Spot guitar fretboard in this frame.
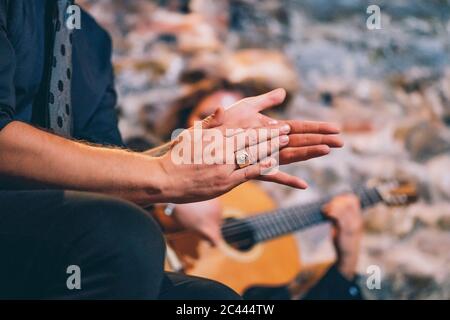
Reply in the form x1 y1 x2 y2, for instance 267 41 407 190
221 186 382 247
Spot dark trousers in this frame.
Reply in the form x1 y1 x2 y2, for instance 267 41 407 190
0 190 240 300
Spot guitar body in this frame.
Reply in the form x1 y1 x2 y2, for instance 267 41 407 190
164 182 302 294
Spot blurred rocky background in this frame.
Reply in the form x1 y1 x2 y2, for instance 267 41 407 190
78 0 450 299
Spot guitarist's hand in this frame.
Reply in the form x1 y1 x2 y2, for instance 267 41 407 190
173 199 223 246
322 194 363 281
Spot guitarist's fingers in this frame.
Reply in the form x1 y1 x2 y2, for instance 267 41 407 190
198 225 222 247
331 227 338 240
287 134 344 148
322 195 362 231
279 145 330 165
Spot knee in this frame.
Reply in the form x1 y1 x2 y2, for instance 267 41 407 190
45 193 167 298
64 193 166 274
199 279 242 300
160 273 241 300
83 195 165 259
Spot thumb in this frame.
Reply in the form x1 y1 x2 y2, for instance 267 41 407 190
331 226 338 240
202 106 225 129
200 225 222 247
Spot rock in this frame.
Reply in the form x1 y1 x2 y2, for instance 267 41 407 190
220 49 300 92
426 155 450 201
403 122 450 162
364 205 396 233
361 229 450 299
364 205 417 237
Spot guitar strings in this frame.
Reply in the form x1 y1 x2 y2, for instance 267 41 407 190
221 205 331 247
221 208 323 246
220 187 381 245
221 201 321 237
221 201 324 243
221 188 373 238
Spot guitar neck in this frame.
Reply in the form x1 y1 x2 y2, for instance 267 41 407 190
222 186 382 246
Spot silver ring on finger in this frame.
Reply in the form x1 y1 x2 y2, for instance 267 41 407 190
235 149 251 169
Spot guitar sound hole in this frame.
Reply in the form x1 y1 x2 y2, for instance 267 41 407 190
221 218 256 252
232 239 254 251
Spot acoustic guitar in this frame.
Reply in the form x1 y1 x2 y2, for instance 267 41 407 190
157 180 418 295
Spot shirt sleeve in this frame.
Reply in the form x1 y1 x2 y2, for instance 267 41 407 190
0 2 16 132
303 264 364 300
76 68 124 147
73 9 124 147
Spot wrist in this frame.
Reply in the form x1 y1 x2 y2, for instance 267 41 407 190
148 156 176 202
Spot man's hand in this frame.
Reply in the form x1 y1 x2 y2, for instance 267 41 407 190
199 89 344 188
158 111 290 202
157 89 344 203
322 194 363 280
172 199 223 246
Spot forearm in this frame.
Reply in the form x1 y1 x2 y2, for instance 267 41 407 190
0 121 170 205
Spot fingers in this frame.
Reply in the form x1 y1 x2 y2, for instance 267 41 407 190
230 157 278 185
283 120 341 135
200 225 222 247
202 106 225 129
230 157 308 189
235 134 290 168
345 194 361 211
231 124 291 150
287 134 344 148
239 88 287 112
257 171 308 189
279 145 331 165
322 194 363 232
323 194 358 215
